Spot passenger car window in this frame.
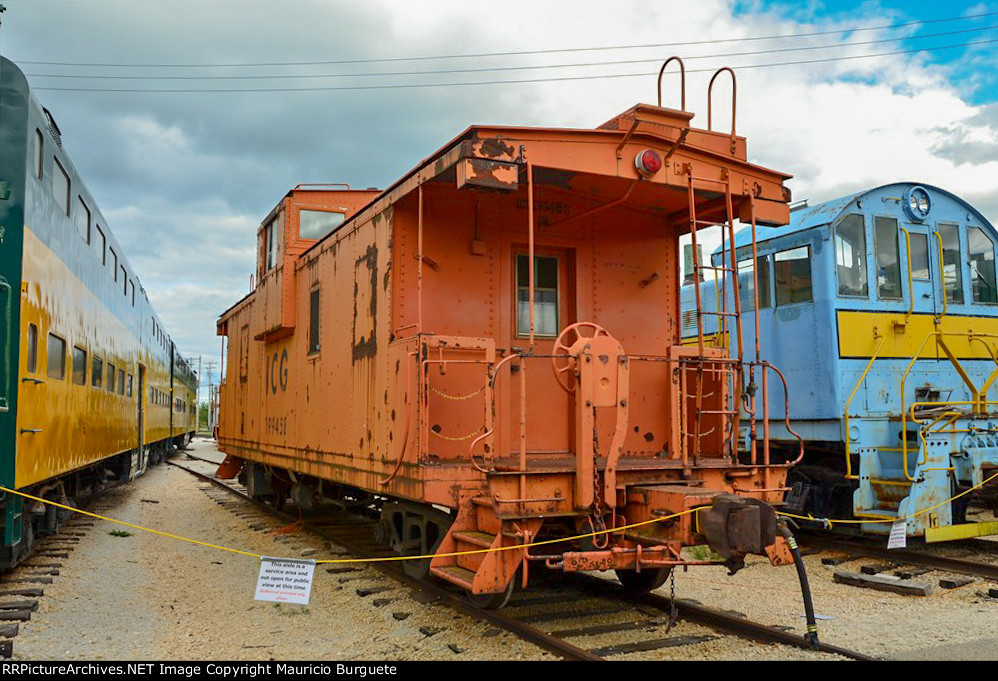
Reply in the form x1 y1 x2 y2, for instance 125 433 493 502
53 160 70 216
969 226 997 304
874 217 902 300
835 214 868 297
775 246 813 306
75 197 90 243
107 363 116 392
92 356 103 388
939 223 964 304
46 334 66 380
34 130 43 179
72 347 86 385
26 324 37 373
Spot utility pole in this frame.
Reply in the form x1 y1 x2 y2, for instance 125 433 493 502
196 355 203 432
204 360 217 434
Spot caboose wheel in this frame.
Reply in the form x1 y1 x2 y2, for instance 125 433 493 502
615 567 671 592
466 575 515 610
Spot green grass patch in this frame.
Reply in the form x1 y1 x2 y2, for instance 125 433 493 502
108 530 133 538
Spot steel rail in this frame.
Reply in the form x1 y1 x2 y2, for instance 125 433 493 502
562 573 875 661
802 533 998 581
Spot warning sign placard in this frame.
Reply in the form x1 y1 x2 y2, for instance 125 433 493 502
254 557 316 605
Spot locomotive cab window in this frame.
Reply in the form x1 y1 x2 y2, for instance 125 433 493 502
774 246 813 306
874 217 902 300
53 159 70 216
46 334 66 380
92 356 103 388
909 232 930 279
737 255 771 310
939 223 964 304
516 253 559 338
26 324 37 373
72 347 86 386
969 226 997 304
299 210 345 240
834 214 868 297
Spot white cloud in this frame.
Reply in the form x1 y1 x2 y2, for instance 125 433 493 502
5 0 998 385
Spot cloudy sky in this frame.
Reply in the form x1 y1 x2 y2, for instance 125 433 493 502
2 0 997 392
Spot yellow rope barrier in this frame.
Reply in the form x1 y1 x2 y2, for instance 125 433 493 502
0 483 697 564
3 470 996 564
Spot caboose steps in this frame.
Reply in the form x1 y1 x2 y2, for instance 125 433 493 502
430 565 476 591
452 531 496 549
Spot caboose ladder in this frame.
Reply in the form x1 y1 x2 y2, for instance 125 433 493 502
683 175 742 460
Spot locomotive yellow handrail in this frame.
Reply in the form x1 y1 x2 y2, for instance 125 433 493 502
899 331 998 480
900 227 914 320
934 231 948 320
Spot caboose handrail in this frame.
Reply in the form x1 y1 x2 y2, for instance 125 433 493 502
656 56 686 111
379 350 418 486
707 67 737 152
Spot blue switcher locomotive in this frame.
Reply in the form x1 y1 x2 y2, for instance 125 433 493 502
681 182 998 542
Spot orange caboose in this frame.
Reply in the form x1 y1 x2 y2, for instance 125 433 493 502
217 65 800 602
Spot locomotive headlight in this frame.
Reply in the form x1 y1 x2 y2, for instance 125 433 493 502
902 185 932 222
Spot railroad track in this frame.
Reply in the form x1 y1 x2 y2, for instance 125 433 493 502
801 533 998 582
169 458 872 661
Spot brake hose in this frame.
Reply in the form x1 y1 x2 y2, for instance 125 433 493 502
778 521 819 649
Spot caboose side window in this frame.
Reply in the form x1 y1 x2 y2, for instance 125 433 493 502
46 334 66 380
265 218 278 271
299 210 345 240
834 214 868 297
774 246 812 306
309 287 321 354
737 256 771 310
939 223 964 304
26 324 37 373
75 197 90 243
874 217 902 300
53 159 70 217
969 226 997 304
516 254 559 338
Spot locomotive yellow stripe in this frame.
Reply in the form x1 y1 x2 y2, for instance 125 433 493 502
837 310 998 360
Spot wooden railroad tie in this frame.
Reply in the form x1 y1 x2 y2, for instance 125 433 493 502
833 570 934 596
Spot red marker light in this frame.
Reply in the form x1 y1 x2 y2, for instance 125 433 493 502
635 149 663 176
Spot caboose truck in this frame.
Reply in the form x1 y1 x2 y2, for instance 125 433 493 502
683 183 998 542
216 61 805 602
